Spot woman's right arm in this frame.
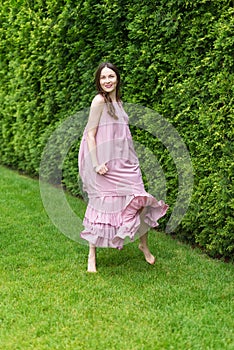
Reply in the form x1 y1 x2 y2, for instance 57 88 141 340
86 95 108 175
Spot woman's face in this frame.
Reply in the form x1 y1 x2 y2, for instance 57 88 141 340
99 67 118 94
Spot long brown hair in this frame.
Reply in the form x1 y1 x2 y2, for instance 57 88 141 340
95 62 121 119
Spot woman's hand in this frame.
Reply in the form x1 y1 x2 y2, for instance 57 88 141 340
95 163 108 175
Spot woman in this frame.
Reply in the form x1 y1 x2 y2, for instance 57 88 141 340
78 62 168 272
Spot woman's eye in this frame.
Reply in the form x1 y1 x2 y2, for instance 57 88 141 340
100 75 115 80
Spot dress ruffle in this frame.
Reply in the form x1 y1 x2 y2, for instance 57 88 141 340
80 194 168 248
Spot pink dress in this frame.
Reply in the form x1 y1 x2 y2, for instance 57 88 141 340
78 101 168 248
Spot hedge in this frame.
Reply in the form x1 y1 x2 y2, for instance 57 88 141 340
0 0 233 259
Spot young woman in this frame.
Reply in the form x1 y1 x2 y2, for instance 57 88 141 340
78 62 168 272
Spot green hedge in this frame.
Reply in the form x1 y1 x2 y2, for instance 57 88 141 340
0 0 233 259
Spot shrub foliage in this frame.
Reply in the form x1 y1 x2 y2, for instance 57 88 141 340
0 0 233 258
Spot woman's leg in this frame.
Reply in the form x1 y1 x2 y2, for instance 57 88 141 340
138 209 155 265
87 244 97 272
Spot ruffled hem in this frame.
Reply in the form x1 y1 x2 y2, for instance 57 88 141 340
80 194 168 248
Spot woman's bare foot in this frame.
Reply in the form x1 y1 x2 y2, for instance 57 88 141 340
87 254 97 272
138 244 156 265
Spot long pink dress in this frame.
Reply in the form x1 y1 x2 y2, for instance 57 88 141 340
78 101 168 249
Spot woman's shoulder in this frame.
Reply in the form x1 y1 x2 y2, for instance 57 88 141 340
91 94 105 106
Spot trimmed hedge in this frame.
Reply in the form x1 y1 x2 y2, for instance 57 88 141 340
0 0 233 259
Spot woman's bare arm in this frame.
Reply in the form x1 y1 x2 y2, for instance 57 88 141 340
86 95 108 174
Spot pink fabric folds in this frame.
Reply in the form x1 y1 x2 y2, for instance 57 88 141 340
78 101 169 248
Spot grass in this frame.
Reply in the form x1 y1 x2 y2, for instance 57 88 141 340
0 165 233 350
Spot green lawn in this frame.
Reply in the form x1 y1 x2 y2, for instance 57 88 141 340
0 165 233 350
